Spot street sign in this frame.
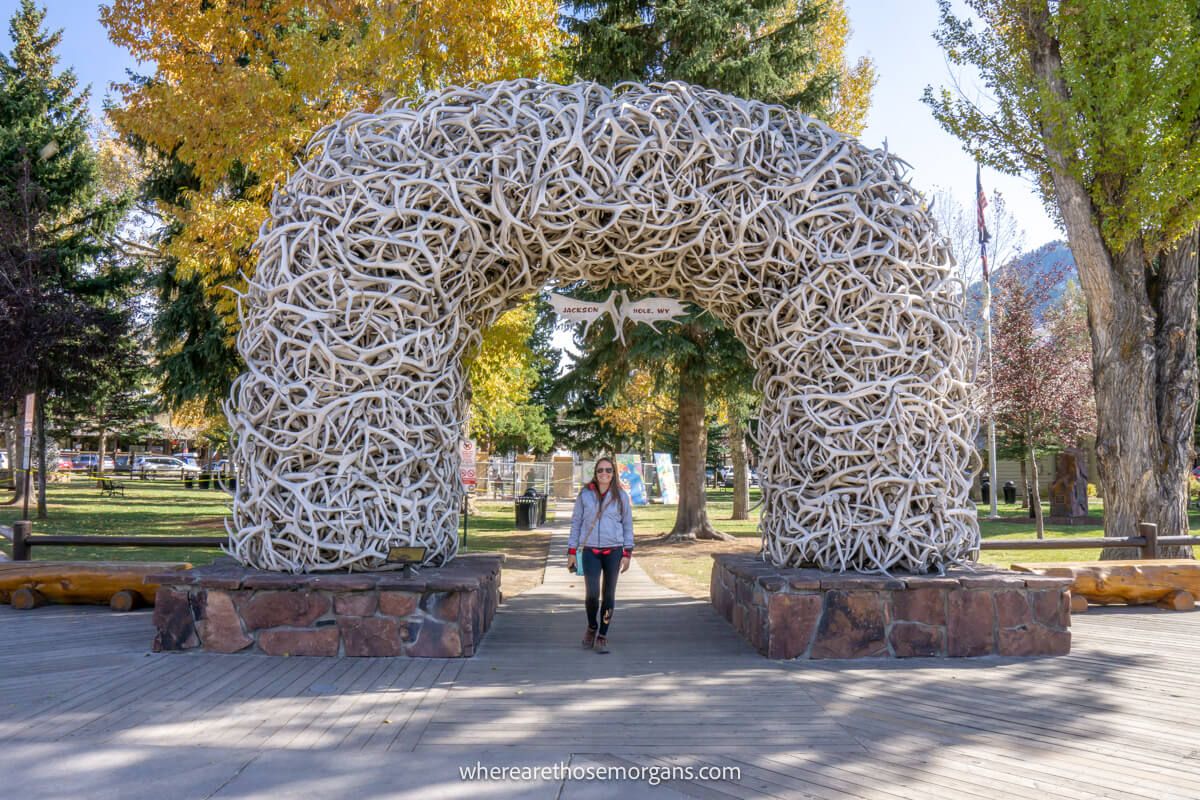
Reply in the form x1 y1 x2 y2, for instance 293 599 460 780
460 439 477 491
20 393 33 471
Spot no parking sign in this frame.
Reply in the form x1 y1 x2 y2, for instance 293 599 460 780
460 439 477 491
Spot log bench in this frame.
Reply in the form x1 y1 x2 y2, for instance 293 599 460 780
0 562 191 611
1012 560 1200 612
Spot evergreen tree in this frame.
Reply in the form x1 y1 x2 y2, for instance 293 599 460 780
0 0 130 514
153 258 243 415
566 0 834 108
558 0 853 539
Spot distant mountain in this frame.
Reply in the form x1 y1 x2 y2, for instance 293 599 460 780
964 240 1077 329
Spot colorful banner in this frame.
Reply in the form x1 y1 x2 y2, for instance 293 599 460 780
654 452 678 504
616 453 648 506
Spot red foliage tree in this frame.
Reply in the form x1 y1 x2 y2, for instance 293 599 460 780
988 266 1096 538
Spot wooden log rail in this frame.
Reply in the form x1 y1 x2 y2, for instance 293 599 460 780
977 523 1199 559
0 562 193 609
9 521 225 561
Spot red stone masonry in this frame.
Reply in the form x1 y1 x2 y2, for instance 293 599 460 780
148 554 503 658
711 554 1072 659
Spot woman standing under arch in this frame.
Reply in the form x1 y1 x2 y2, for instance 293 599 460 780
566 457 634 653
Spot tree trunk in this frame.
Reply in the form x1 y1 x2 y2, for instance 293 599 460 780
730 412 749 520
1087 235 1198 559
667 350 730 541
2 414 13 490
1019 458 1028 508
35 390 47 520
96 431 108 487
1148 228 1199 558
1024 13 1199 560
3 403 26 505
1029 441 1044 539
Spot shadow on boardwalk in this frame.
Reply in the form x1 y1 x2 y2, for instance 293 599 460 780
0 511 1196 799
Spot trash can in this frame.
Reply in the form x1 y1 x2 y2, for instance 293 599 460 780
1003 481 1016 504
980 478 990 504
515 495 538 530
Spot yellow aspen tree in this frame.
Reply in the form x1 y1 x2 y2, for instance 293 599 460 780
465 304 544 450
810 0 875 136
594 369 675 459
101 0 565 329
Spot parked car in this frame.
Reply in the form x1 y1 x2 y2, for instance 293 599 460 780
133 455 202 480
173 452 201 467
55 456 74 472
720 467 734 488
73 454 115 473
0 451 8 470
206 458 233 474
205 459 237 489
748 469 760 487
114 455 133 474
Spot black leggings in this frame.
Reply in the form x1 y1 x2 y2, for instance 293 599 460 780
582 547 624 636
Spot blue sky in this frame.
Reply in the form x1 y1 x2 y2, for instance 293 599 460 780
843 0 1060 247
3 0 1062 250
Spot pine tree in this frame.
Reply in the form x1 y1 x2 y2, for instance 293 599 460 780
566 0 834 107
0 0 130 514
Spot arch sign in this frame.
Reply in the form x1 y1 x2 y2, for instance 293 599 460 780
226 80 980 575
547 290 689 343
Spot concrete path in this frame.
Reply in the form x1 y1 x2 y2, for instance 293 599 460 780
2 506 1199 798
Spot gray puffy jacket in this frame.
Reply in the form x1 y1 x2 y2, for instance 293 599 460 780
567 484 634 554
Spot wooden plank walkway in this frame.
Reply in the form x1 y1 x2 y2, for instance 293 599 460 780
1 506 1198 798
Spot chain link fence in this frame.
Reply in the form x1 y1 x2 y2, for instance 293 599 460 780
476 458 682 503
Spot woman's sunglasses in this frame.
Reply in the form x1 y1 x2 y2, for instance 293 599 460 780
596 467 613 473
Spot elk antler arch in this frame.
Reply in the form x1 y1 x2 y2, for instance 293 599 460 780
226 80 980 574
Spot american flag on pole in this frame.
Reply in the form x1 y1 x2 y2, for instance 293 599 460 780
976 164 991 281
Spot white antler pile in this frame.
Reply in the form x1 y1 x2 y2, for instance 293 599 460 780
227 79 980 573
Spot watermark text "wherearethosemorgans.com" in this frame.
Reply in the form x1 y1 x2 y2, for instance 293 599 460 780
459 761 740 787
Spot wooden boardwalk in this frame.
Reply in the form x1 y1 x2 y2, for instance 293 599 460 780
2 511 1199 799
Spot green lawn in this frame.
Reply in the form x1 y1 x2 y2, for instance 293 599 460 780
0 476 233 564
0 481 547 564
974 499 1200 566
629 488 763 538
460 498 556 554
629 490 1200 573
3 481 1194 569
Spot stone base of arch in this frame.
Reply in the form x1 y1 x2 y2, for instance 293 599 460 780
147 555 502 657
711 555 1073 659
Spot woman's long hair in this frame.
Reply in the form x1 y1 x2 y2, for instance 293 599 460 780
588 456 624 521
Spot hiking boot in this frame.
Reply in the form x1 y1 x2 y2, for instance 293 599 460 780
593 635 610 654
582 627 597 648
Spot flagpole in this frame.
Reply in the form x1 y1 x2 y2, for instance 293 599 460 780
975 164 1000 520
983 262 999 519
